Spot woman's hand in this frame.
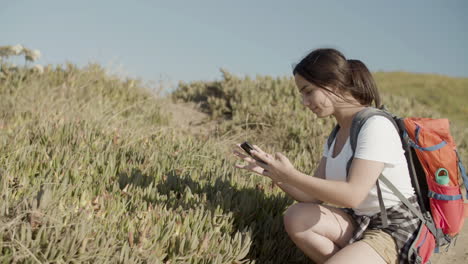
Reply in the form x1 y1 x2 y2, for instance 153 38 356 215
233 144 297 183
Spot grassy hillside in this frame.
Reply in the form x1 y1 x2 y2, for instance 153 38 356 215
0 64 466 263
374 71 468 127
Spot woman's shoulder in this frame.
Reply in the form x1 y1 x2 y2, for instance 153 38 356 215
355 114 406 164
359 115 399 137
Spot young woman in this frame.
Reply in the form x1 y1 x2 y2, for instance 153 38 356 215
233 48 420 264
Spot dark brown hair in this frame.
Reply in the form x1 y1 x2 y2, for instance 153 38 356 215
292 48 381 108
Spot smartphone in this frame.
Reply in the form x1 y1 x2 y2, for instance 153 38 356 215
240 141 267 164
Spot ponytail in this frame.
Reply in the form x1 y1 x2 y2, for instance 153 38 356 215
347 59 382 108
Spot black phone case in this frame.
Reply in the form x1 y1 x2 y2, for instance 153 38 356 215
240 141 267 164
240 142 254 155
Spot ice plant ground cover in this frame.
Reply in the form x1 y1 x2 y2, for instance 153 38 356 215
0 63 467 263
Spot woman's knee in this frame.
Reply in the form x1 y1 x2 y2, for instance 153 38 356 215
283 202 321 235
283 203 356 247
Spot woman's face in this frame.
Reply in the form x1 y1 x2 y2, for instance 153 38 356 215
294 74 335 118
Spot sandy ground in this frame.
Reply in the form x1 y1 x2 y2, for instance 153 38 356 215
161 99 214 135
164 100 468 263
431 217 468 263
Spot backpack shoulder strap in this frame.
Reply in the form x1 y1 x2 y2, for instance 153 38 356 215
348 107 400 228
327 125 340 151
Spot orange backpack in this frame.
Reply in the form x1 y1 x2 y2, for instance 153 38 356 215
400 115 468 263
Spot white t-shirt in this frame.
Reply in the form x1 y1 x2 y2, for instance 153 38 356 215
323 115 415 216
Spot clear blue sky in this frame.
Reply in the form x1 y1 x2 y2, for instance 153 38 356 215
2 0 467 86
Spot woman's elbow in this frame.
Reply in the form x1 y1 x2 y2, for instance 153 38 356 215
340 184 369 208
342 195 366 208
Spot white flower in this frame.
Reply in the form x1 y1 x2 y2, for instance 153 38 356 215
10 44 23 55
33 64 44 74
31 49 41 60
25 49 41 62
31 50 41 61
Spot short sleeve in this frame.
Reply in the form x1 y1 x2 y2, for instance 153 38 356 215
354 116 406 165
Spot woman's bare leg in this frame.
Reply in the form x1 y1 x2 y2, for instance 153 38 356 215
283 203 356 263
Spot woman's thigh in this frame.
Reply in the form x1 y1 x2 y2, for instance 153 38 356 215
283 203 356 248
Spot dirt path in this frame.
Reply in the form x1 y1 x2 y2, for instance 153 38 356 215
159 98 215 136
